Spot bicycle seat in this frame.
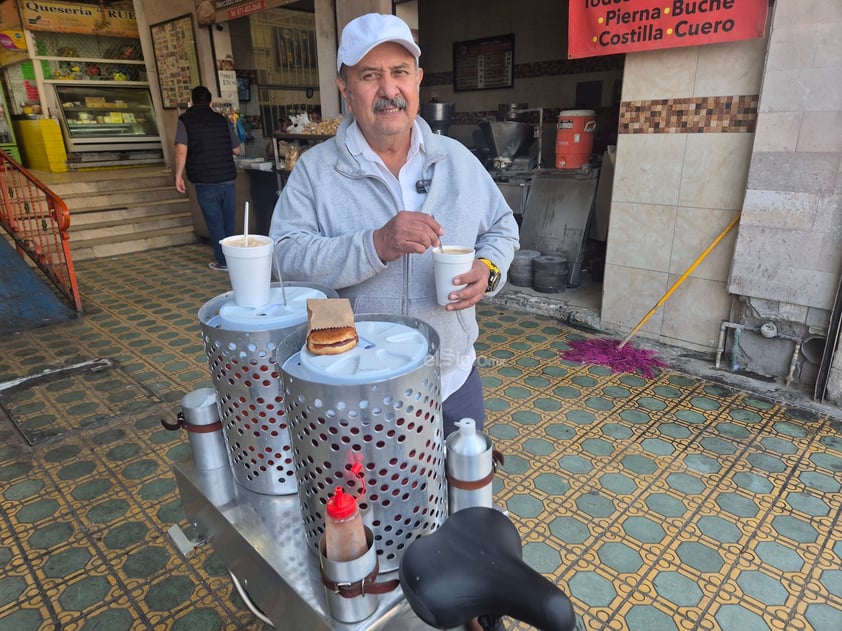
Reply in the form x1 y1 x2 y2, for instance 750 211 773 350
399 507 576 630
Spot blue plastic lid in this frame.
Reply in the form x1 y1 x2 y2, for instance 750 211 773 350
218 285 326 331
293 320 428 385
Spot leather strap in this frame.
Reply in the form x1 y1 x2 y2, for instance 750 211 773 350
182 420 223 434
160 412 223 434
446 450 505 490
320 558 400 598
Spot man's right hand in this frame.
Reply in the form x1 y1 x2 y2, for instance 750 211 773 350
373 211 443 262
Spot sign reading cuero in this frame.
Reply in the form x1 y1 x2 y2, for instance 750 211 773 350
568 0 768 59
21 1 138 38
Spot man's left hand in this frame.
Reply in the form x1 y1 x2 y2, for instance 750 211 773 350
445 259 490 311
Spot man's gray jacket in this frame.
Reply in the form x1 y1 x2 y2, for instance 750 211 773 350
269 116 520 398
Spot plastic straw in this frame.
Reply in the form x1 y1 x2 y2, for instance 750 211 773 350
243 202 250 245
272 245 287 306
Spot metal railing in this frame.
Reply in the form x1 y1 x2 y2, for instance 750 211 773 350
0 149 83 313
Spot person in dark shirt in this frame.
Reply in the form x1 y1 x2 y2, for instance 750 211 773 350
174 86 241 271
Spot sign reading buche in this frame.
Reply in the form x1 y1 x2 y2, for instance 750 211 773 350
568 0 768 59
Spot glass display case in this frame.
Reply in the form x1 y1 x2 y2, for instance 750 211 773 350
53 84 161 152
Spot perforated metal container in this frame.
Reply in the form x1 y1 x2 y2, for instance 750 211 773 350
278 314 447 572
198 282 337 495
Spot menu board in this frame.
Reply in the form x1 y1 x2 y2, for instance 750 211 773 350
453 34 514 92
150 15 200 109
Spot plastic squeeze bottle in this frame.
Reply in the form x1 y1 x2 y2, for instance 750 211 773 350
449 418 487 456
324 486 368 562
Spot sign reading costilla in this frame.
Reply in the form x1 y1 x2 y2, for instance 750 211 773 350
568 0 769 59
21 1 138 38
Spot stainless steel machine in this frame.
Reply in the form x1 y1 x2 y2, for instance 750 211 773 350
422 101 456 136
171 458 439 629
480 104 600 291
169 286 448 630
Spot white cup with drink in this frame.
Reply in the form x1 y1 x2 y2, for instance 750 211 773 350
433 246 475 306
220 234 273 308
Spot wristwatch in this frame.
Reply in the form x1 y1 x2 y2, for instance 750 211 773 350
478 258 501 293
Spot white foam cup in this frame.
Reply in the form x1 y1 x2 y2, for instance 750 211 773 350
220 234 274 308
433 246 475 306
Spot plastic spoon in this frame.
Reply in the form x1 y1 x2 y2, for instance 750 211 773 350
243 201 249 245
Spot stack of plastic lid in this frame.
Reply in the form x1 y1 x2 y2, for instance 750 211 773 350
532 255 569 294
215 285 327 331
290 320 428 385
509 249 541 287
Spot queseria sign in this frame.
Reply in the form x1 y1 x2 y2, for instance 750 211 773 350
568 0 769 59
21 1 138 38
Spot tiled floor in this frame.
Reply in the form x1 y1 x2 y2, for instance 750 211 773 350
1 243 841 631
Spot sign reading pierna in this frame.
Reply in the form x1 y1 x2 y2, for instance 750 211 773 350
568 0 768 59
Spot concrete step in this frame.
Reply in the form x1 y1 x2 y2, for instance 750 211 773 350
69 225 200 261
60 186 185 212
46 170 174 197
21 166 202 262
69 209 193 242
69 197 192 227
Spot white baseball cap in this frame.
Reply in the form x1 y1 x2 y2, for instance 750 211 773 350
336 13 421 73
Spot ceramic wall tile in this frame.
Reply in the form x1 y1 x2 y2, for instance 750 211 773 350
670 208 739 282
741 189 819 231
601 264 669 335
760 68 841 113
815 22 842 68
605 201 675 272
660 276 731 349
764 24 819 72
773 0 841 29
747 152 841 194
729 225 839 310
613 134 687 206
679 134 754 210
621 47 698 102
813 194 842 233
695 38 766 97
753 112 802 152
797 111 842 153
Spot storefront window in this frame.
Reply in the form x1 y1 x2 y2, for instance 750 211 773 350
247 9 320 135
33 31 146 82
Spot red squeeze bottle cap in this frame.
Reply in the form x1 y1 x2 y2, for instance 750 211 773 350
326 486 357 520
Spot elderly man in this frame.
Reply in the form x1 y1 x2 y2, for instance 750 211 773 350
269 13 519 441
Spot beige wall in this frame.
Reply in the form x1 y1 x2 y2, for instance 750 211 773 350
134 0 202 168
420 0 621 113
726 0 842 400
731 0 842 316
601 34 768 352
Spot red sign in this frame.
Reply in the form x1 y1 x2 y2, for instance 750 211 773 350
227 0 266 19
568 0 768 59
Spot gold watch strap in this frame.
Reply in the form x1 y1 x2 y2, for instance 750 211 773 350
478 258 500 292
478 257 499 273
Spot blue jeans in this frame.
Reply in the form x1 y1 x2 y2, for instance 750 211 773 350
194 181 236 265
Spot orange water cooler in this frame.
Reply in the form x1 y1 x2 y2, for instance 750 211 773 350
555 109 596 170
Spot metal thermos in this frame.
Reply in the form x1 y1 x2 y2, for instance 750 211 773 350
179 388 230 471
445 418 495 513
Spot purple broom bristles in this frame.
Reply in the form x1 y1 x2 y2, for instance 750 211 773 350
561 338 668 379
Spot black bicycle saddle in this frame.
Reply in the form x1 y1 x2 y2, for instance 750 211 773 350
399 507 576 630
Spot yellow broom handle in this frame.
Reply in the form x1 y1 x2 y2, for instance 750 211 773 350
618 213 741 349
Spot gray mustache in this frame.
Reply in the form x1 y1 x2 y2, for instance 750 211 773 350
373 97 408 112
